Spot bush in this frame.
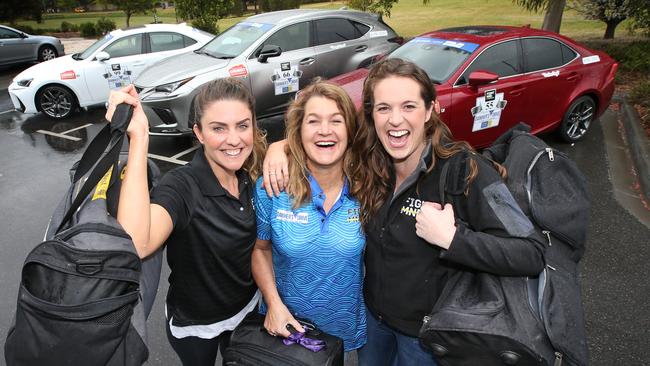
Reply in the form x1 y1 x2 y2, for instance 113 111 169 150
79 22 97 37
95 17 116 35
192 17 219 35
629 80 650 108
60 21 78 32
583 40 650 73
260 0 300 12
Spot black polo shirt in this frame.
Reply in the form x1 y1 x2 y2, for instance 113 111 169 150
151 147 257 326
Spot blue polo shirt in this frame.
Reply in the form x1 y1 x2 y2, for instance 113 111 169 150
254 175 367 351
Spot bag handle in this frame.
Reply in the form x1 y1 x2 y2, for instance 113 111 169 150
56 104 133 233
438 158 452 206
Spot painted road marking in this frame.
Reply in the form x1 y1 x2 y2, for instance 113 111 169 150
171 145 199 159
147 153 188 165
61 123 93 134
36 129 82 141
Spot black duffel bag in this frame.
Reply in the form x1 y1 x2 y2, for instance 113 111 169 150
223 313 344 366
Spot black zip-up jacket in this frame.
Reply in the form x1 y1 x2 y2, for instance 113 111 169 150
364 144 545 337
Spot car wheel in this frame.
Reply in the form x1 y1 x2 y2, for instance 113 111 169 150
559 96 596 142
37 85 77 119
38 45 58 62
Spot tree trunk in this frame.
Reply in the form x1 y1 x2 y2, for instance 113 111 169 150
126 11 131 27
604 20 621 39
541 0 566 33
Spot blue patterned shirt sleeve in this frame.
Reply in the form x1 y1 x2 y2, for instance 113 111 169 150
254 177 273 240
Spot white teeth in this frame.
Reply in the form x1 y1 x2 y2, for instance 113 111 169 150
224 149 241 156
389 130 409 137
315 142 335 147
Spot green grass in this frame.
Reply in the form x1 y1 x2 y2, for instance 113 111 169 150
12 0 633 40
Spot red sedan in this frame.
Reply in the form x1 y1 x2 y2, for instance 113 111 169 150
332 25 618 148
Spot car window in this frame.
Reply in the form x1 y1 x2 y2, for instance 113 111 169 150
522 37 569 72
314 18 360 45
150 32 191 52
261 22 310 53
561 43 577 64
352 21 370 36
103 34 144 58
0 27 20 39
458 40 521 85
389 37 479 84
203 21 273 58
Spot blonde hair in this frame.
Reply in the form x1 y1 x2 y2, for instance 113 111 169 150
193 78 267 180
284 80 359 208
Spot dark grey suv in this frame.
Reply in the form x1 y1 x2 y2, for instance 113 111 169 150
134 9 402 135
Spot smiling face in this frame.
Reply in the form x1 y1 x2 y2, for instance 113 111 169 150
300 95 348 172
193 99 254 177
372 75 433 166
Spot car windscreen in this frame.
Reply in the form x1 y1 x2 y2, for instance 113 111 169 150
77 33 114 60
199 21 274 58
389 37 479 83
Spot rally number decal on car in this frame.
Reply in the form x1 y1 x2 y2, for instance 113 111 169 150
271 63 302 95
103 64 132 89
471 89 507 132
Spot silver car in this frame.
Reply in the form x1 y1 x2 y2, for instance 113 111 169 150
134 9 402 135
0 25 64 67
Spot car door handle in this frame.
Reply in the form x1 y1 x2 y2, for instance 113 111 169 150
299 58 315 66
510 87 525 97
566 72 580 82
355 45 368 52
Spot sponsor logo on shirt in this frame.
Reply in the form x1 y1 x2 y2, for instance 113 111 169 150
347 208 360 223
400 197 422 217
276 209 309 224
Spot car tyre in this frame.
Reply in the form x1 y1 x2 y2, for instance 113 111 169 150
38 45 58 62
559 96 596 142
37 85 77 119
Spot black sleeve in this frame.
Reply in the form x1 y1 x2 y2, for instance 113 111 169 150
150 168 194 231
439 154 546 276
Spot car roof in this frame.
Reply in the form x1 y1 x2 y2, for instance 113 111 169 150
245 9 379 26
421 25 554 46
110 23 199 36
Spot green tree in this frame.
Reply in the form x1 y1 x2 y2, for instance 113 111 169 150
347 0 429 17
112 0 154 27
0 0 42 24
514 0 567 33
176 0 233 34
572 0 634 38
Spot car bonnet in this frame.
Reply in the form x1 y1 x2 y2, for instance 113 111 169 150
134 51 230 87
12 55 77 82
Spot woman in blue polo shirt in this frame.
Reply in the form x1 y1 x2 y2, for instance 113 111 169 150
251 80 366 355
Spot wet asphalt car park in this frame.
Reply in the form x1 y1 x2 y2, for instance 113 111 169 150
1 63 649 365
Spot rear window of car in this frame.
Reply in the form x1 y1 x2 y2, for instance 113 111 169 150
315 18 366 45
149 32 196 52
389 37 479 84
202 21 274 58
523 37 576 73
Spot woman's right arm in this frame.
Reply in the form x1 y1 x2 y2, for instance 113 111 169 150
106 86 173 259
252 239 304 337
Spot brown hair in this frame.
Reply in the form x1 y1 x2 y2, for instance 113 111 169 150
284 79 359 208
351 58 503 228
193 77 266 180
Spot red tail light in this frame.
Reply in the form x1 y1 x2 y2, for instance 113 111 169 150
607 62 619 81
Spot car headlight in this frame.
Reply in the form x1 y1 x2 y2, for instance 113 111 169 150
17 78 33 87
154 77 194 94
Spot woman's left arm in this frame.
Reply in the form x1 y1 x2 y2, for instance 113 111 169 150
417 155 545 276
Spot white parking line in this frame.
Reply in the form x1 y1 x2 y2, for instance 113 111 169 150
171 145 199 159
147 153 189 165
0 110 14 115
61 123 93 134
36 130 82 141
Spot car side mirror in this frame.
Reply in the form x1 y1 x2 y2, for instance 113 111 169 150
20 32 28 38
257 44 282 63
95 51 110 61
468 70 499 87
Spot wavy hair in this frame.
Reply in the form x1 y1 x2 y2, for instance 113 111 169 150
193 77 267 180
351 58 504 228
284 79 359 208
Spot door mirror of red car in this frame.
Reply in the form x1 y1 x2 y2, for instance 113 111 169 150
468 70 499 87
